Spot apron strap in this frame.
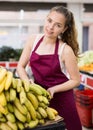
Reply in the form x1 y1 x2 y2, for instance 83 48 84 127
33 36 44 52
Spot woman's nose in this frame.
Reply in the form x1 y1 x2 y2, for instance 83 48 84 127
49 23 54 30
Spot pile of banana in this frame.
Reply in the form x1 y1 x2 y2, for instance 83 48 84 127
0 67 58 130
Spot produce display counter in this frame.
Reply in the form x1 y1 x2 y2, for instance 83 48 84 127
25 120 65 130
80 71 93 90
24 116 65 130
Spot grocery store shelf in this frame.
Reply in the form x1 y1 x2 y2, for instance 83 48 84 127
80 72 93 90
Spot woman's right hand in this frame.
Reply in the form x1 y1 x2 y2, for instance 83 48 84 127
29 79 34 84
47 87 55 99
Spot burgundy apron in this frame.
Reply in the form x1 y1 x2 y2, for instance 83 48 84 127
30 36 82 130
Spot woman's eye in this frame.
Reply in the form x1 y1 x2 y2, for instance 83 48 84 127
57 24 61 28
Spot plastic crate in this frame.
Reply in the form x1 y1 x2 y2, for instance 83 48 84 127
74 90 93 106
24 121 66 130
74 90 93 128
76 102 93 128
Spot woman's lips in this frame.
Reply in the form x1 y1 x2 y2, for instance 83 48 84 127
46 29 53 35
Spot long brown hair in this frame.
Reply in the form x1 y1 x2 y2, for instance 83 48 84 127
50 6 79 57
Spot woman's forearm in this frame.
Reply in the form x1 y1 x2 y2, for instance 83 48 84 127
53 79 80 93
47 79 80 98
17 66 29 81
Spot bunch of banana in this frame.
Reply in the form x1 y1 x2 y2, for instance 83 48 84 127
0 67 59 130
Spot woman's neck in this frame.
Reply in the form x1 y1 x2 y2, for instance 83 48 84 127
43 36 57 44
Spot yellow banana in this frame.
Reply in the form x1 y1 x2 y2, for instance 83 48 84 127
36 111 42 119
19 86 27 104
27 119 38 129
42 96 49 105
14 106 26 123
14 97 28 115
46 107 56 120
29 84 43 95
38 107 47 118
37 95 43 102
9 88 16 101
34 83 51 99
0 67 7 83
22 79 30 92
0 76 6 93
4 91 10 102
37 95 49 105
0 112 3 117
0 104 8 115
38 119 45 125
39 102 47 109
27 92 39 110
0 92 7 106
49 107 58 116
16 78 22 93
7 103 14 113
25 98 36 120
26 111 32 123
7 121 18 130
12 78 18 89
6 113 16 123
17 121 25 130
0 115 7 122
5 71 13 90
0 123 12 130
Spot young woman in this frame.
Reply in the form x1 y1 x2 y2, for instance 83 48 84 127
17 6 82 130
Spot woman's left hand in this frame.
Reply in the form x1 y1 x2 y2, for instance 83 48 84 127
47 87 55 99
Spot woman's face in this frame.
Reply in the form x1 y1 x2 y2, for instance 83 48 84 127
44 11 66 39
